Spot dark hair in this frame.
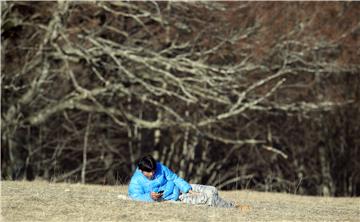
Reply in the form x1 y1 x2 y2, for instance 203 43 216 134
137 155 157 172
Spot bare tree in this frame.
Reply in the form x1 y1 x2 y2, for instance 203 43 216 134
1 1 359 195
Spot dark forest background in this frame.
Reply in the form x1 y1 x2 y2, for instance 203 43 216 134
1 1 359 196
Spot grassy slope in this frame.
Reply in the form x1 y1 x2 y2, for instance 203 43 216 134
1 181 359 221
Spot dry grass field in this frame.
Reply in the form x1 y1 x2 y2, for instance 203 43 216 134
1 181 359 221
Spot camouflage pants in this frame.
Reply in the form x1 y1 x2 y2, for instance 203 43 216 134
179 184 235 208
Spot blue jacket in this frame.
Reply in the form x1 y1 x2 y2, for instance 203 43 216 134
128 162 192 202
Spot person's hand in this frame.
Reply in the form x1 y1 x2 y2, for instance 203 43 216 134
150 192 163 200
188 189 199 195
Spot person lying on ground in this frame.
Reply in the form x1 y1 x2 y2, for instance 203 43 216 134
128 155 243 208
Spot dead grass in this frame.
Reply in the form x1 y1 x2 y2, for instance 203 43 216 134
1 180 359 221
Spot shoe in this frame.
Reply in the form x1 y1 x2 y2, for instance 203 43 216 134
235 204 251 212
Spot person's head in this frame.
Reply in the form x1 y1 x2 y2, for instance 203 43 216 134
137 155 157 180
